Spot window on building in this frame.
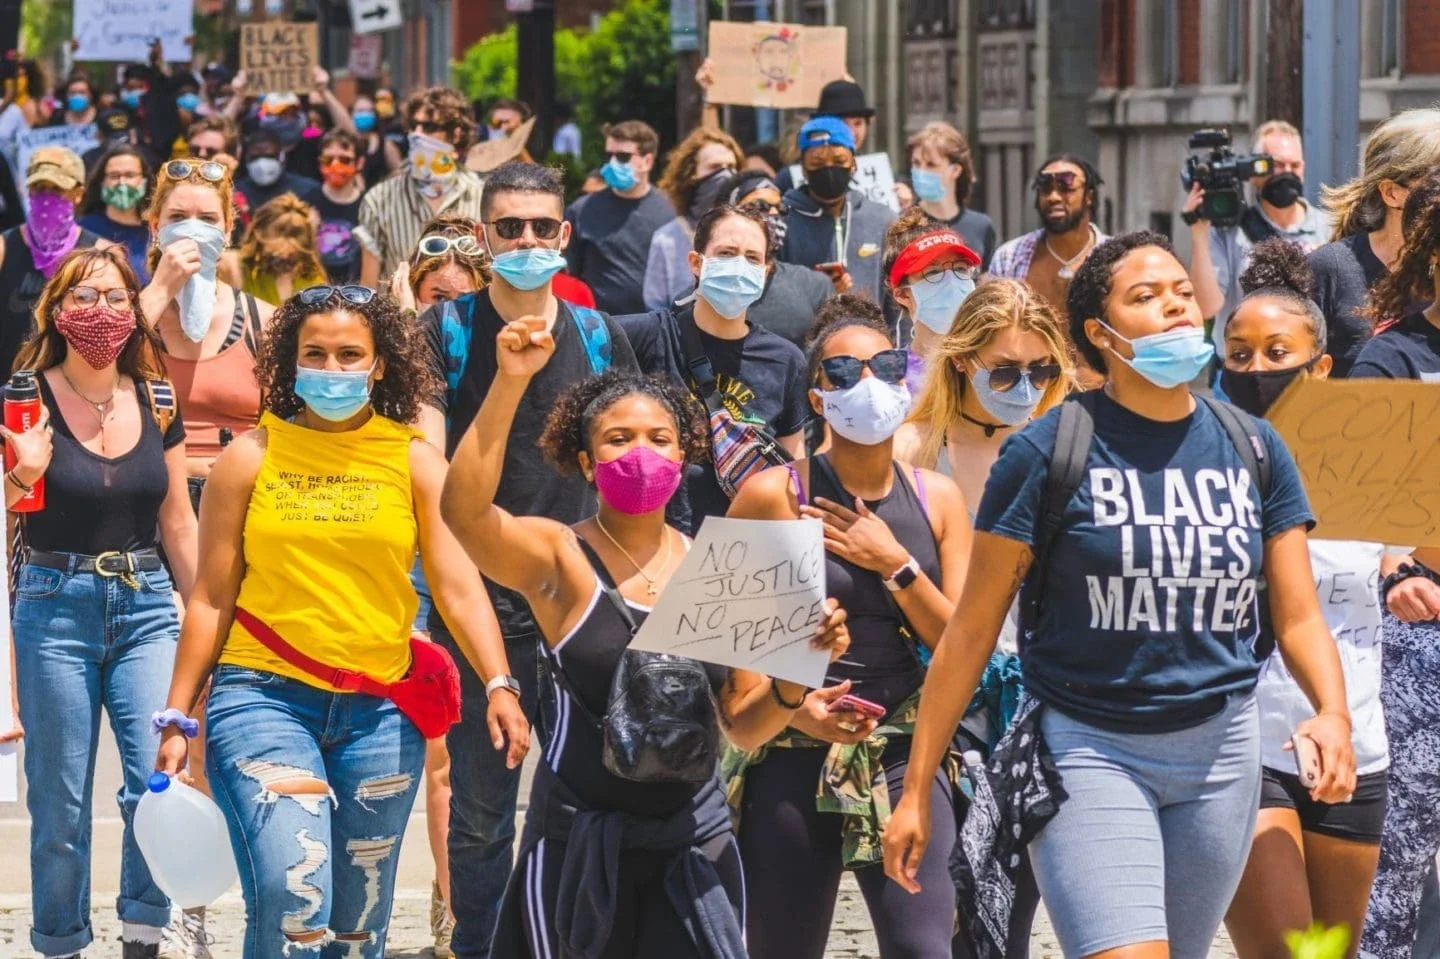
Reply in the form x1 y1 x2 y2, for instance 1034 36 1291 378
1156 0 1178 86
980 0 1035 30
1222 0 1245 83
907 0 954 36
796 0 829 25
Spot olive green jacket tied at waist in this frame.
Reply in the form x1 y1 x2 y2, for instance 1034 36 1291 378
722 690 957 868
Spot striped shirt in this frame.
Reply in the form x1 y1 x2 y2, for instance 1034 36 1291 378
355 170 485 279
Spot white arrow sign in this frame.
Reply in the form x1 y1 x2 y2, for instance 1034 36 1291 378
350 0 402 34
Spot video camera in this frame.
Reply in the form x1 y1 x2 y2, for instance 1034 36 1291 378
1180 129 1273 228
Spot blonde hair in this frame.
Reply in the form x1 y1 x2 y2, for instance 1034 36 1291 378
1252 119 1302 150
657 126 743 212
239 194 324 282
409 213 488 299
1321 108 1440 241
905 278 1075 468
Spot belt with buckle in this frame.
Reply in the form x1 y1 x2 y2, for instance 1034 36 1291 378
28 549 164 576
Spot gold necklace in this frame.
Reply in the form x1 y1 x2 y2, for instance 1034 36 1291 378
60 368 119 425
594 515 673 596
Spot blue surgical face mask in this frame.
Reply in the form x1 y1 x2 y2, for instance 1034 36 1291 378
1099 321 1214 389
353 111 377 132
66 94 91 113
176 92 202 112
294 363 374 422
488 247 568 291
697 255 766 319
601 157 637 192
120 89 143 110
909 273 975 334
911 168 947 203
970 366 1042 426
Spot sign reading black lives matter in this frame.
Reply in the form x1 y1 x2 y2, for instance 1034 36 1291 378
629 518 830 688
1267 378 1440 546
240 21 319 95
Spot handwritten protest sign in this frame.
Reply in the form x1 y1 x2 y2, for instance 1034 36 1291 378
1267 378 1440 545
630 517 830 688
240 22 319 95
789 153 901 213
706 21 848 109
74 0 195 63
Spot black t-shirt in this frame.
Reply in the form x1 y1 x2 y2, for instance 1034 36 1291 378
1348 311 1440 380
420 289 639 638
0 227 103 378
564 187 677 316
1308 232 1386 378
234 171 321 212
311 191 363 284
616 304 809 533
748 260 833 347
938 207 999 271
26 375 186 554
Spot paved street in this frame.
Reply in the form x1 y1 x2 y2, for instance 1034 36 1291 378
0 725 1245 958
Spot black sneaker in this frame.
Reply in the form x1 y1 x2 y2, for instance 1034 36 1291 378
122 942 159 959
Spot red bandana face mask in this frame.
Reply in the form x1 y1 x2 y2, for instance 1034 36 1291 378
54 304 137 369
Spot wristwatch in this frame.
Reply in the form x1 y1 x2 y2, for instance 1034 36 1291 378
485 675 522 700
883 556 920 592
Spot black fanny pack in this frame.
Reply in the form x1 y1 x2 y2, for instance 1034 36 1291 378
552 539 720 784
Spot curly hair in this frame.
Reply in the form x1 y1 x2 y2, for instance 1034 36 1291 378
1363 169 1440 326
1233 238 1328 352
657 126 743 212
540 369 710 476
404 86 477 154
803 294 889 384
882 206 949 292
256 291 438 423
1066 230 1175 372
239 193 325 281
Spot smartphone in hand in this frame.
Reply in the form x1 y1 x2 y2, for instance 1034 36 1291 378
828 693 886 721
1292 732 1321 788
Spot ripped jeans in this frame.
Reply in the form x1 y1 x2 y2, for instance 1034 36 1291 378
206 664 425 959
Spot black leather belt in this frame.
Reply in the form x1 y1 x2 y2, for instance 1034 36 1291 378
28 549 164 576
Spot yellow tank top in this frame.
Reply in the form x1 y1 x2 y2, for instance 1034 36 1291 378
220 411 420 689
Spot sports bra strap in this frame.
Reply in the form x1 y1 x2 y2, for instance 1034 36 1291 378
785 463 806 507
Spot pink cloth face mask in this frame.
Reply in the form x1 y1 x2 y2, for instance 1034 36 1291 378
593 445 684 515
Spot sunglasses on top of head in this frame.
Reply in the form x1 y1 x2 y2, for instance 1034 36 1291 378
297 285 376 308
163 159 227 183
417 234 484 258
976 360 1063 392
486 217 563 241
820 349 908 390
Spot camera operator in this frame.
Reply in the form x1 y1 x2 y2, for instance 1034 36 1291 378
1186 120 1331 344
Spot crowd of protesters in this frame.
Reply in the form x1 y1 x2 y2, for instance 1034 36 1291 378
0 36 1438 959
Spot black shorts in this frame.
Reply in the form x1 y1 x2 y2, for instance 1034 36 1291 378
1260 765 1388 843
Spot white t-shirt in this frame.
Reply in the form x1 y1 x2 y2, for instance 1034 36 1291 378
1256 539 1388 775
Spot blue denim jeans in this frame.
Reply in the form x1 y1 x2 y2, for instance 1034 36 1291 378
435 624 544 959
205 664 425 959
409 556 433 634
13 561 179 957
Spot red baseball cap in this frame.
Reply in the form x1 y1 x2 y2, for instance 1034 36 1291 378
888 230 981 288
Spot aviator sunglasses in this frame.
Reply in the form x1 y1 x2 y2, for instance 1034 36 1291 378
976 360 1063 392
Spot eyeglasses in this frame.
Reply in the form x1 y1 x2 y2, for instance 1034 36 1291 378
161 159 227 183
417 234 483 258
297 285 376 308
487 217 563 241
187 144 221 159
819 349 909 389
1032 171 1083 196
606 151 634 165
977 360 1063 393
915 264 977 285
69 286 135 309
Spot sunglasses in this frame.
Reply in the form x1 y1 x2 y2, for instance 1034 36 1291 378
320 155 357 168
297 285 376 308
487 216 563 241
606 151 634 165
820 349 909 390
187 144 221 159
977 361 1063 393
70 286 135 309
1032 171 1083 196
417 234 483 258
741 199 783 218
414 121 450 136
162 159 227 183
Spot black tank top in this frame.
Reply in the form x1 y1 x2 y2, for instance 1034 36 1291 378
805 455 942 713
0 226 102 376
543 536 727 818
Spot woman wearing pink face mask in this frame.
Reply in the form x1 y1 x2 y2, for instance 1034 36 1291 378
442 332 853 958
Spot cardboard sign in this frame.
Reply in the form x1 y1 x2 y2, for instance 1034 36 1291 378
73 0 195 63
629 518 831 688
706 21 848 109
240 21 319 95
1267 378 1440 545
789 152 901 213
347 32 383 80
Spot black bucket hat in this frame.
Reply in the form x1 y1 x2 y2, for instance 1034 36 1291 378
815 79 875 119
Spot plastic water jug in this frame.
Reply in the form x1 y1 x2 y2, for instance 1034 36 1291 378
134 773 238 908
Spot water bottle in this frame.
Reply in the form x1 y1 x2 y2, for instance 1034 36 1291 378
4 370 43 512
134 773 238 908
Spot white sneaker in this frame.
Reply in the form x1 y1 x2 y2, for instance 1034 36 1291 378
158 907 214 959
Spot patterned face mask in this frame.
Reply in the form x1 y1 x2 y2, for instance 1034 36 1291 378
408 133 458 199
54 303 136 369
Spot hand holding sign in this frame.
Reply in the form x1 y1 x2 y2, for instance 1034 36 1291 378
630 517 833 688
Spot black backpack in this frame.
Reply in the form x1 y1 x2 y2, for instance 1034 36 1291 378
1020 391 1273 637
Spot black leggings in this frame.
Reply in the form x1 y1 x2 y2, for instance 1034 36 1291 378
738 744 962 959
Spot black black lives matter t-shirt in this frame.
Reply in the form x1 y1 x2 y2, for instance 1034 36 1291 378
420 289 639 639
615 303 809 533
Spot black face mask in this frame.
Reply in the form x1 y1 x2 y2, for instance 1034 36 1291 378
1219 361 1314 417
688 168 732 223
807 164 852 202
1260 172 1304 209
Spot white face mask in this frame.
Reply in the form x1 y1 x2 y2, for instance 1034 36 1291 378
817 376 912 446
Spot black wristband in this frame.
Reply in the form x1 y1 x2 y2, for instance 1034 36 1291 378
1381 561 1440 603
1180 209 1202 226
770 679 808 710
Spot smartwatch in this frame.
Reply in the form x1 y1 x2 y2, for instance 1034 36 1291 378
485 675 522 699
883 556 920 592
